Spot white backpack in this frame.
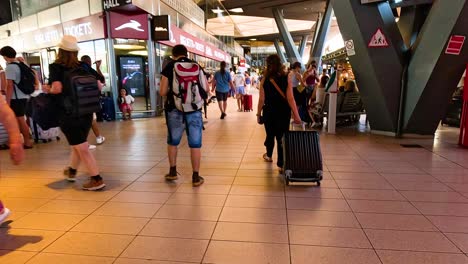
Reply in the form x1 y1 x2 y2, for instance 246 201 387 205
172 61 207 112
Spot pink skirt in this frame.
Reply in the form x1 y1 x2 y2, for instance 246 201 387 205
119 103 132 112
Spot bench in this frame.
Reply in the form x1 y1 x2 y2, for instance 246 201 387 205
319 92 366 123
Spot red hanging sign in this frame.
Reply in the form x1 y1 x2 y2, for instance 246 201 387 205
446 35 465 56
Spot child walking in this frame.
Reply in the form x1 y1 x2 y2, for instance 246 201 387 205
118 88 134 120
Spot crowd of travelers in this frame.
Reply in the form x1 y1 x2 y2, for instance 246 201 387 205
0 37 350 224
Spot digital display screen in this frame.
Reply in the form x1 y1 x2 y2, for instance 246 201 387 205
119 56 145 96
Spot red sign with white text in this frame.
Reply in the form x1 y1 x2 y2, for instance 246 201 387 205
446 35 465 55
110 12 148 40
160 25 230 62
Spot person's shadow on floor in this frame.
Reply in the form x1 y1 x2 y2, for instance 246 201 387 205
0 223 43 254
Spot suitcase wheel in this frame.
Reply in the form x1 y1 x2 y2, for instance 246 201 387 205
56 136 61 141
34 139 38 143
316 181 321 186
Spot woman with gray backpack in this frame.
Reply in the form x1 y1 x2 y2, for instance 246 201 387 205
43 35 105 191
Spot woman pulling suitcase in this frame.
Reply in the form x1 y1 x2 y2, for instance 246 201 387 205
256 54 301 173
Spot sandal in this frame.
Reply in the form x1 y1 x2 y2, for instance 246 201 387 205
263 153 273 162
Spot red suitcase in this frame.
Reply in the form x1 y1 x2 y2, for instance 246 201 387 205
243 94 253 112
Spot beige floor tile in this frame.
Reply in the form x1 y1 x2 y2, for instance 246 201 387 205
390 181 452 192
229 185 285 196
335 179 394 190
428 216 468 233
233 177 284 186
140 219 216 239
9 213 86 231
26 253 115 264
176 184 231 195
341 189 406 201
288 210 360 228
198 176 235 185
285 187 344 199
122 236 208 262
110 191 171 203
225 195 285 209
401 191 468 203
0 198 50 212
44 232 134 257
203 240 290 264
125 182 179 193
446 233 468 253
0 250 36 264
115 259 193 264
212 222 288 243
93 202 162 218
291 245 381 264
220 207 287 224
289 225 372 248
377 250 468 264
286 197 351 211
355 213 437 231
154 204 222 221
34 200 104 215
166 193 227 207
413 202 468 216
0 228 64 252
55 190 119 201
347 200 420 214
71 215 149 235
365 229 460 253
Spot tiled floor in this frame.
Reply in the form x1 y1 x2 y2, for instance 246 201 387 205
2 92 468 263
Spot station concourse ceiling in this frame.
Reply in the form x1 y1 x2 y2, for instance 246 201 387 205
197 0 334 46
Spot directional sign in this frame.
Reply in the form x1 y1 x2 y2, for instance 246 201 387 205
345 39 356 56
368 28 389 48
445 35 465 55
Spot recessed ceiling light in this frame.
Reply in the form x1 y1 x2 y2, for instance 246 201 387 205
229 8 243 13
332 16 337 20
212 7 224 14
250 38 257 41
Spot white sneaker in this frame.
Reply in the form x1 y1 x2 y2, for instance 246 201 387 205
96 136 106 145
89 144 97 150
0 208 10 223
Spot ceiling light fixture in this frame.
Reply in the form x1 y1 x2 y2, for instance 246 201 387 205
212 7 224 14
249 38 257 41
229 8 243 13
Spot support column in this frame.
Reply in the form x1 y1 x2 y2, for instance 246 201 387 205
298 35 308 58
147 15 157 116
331 0 405 133
274 38 287 64
272 8 301 63
310 0 333 64
403 0 468 134
104 11 119 117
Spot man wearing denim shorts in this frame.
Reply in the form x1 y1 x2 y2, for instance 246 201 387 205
159 45 208 187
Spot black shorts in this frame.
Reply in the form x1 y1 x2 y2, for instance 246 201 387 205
216 91 228 102
10 99 28 117
60 114 93 146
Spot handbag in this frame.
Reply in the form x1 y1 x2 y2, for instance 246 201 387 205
296 83 305 93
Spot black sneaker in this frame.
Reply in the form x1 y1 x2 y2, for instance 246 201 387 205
192 175 205 187
220 113 225 119
165 172 179 181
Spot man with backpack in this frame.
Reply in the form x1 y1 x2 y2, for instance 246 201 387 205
159 44 208 187
0 46 34 149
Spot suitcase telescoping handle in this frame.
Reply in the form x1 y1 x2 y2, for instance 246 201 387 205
290 121 306 131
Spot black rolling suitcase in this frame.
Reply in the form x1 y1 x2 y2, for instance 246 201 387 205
282 125 323 186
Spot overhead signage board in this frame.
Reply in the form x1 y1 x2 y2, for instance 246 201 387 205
368 28 389 48
62 13 105 42
23 24 63 51
110 12 148 40
103 0 132 10
159 25 230 62
445 35 465 55
345 39 356 56
151 15 171 41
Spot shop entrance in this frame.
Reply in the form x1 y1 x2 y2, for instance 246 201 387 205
114 39 150 111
